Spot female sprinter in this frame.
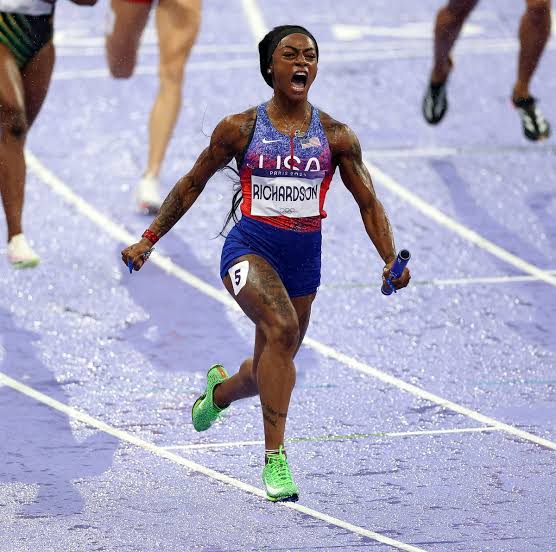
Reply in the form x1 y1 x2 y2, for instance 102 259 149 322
122 25 411 502
0 0 96 268
105 0 201 214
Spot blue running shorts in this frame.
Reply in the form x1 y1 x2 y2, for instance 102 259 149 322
220 216 322 298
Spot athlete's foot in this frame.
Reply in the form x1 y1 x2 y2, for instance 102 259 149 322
135 174 162 215
512 96 551 141
7 234 40 269
423 80 448 125
191 364 230 432
262 446 299 502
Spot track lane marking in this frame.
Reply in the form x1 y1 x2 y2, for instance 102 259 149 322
322 271 556 289
0 371 427 552
164 426 500 450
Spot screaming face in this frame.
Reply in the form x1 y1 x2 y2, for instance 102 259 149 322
269 33 318 100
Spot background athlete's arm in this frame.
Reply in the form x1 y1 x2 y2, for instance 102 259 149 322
122 113 253 270
331 123 410 289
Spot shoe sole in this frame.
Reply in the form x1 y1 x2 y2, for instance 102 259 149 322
423 98 448 125
267 493 299 503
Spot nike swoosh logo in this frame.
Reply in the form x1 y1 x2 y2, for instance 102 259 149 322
262 138 281 144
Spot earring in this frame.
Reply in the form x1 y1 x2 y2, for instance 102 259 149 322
267 68 271 73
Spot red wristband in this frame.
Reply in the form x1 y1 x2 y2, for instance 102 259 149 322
142 229 159 245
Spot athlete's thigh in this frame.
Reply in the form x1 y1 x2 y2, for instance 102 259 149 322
155 0 201 72
21 41 54 128
106 0 151 61
223 253 297 331
0 43 25 117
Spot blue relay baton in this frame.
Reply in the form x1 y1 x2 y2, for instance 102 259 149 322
127 247 154 275
381 249 411 296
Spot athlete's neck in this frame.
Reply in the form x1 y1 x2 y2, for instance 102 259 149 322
267 94 310 135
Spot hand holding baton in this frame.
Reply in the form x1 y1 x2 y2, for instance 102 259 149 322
381 249 411 295
127 247 154 274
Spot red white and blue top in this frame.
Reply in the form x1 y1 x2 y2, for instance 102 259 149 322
238 103 334 233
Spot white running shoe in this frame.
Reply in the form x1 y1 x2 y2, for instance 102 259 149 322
7 234 40 269
135 174 162 215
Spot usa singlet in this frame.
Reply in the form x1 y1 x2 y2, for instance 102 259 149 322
220 102 334 297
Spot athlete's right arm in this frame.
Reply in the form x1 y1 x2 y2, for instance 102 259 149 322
122 112 255 271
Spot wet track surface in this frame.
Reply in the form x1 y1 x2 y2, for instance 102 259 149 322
1 1 555 550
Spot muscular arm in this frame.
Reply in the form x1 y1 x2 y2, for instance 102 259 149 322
146 112 253 240
327 120 396 264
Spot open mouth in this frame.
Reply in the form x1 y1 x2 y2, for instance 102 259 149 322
291 72 308 91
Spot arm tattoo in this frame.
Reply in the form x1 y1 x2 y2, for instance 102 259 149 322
239 117 255 138
152 184 188 236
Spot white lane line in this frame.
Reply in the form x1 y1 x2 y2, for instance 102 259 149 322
364 145 556 159
322 271 556 289
365 158 556 289
423 272 556 286
164 426 500 451
26 151 556 454
167 439 265 450
240 0 267 43
0 372 426 552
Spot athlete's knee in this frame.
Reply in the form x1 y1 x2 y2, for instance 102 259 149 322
106 40 137 78
526 0 551 19
110 66 134 79
262 316 300 353
0 106 28 141
158 62 185 88
108 57 135 79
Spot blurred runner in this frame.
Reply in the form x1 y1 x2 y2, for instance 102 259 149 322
423 0 552 141
105 0 201 213
0 0 97 268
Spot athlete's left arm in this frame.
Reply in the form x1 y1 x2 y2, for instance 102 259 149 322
331 123 410 288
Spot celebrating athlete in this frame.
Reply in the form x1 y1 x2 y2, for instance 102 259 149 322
121 25 410 502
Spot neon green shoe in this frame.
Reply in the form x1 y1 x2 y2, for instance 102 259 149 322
262 446 299 502
191 364 229 432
